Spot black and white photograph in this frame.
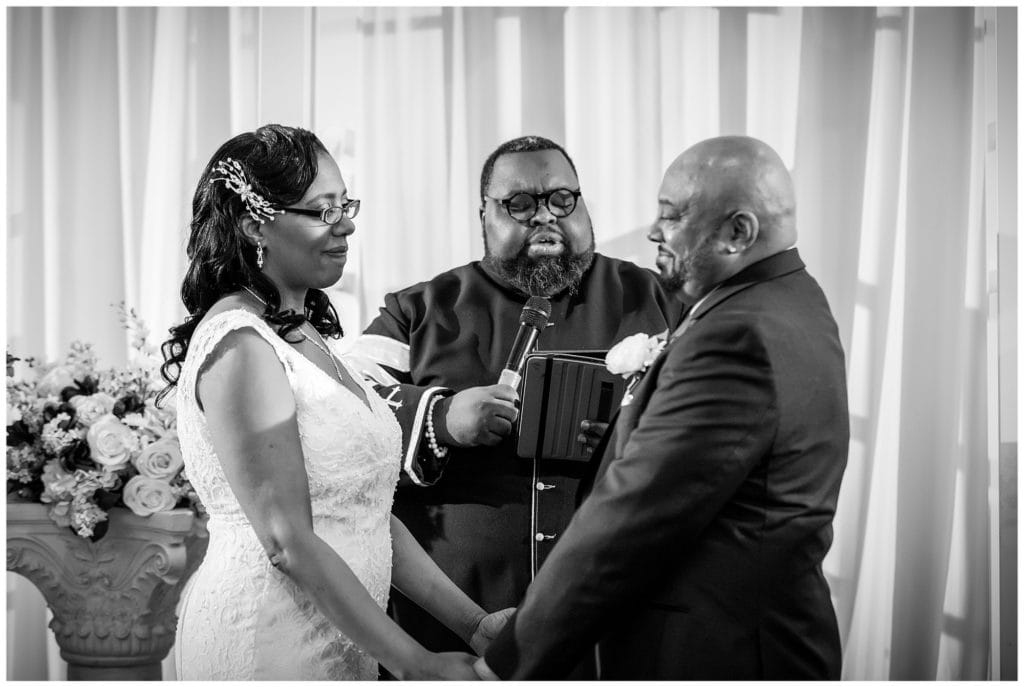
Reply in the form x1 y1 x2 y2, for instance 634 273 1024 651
5 5 1017 681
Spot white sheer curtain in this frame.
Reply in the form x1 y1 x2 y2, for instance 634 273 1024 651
6 6 1014 680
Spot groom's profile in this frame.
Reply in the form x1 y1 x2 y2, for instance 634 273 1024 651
479 135 850 680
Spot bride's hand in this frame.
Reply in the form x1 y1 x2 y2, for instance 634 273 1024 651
410 651 480 680
469 607 515 655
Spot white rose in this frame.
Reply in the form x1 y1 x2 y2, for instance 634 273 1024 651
605 333 653 377
132 437 184 480
68 393 116 427
37 366 76 396
7 403 22 424
122 475 178 516
85 414 138 468
643 335 667 367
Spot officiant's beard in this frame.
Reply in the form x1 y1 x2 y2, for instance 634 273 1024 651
482 239 595 298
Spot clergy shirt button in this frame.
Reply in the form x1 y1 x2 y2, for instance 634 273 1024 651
535 533 555 541
535 482 555 491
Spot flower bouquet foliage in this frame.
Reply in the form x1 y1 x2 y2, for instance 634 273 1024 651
7 305 202 540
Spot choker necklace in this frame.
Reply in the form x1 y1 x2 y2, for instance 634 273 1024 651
240 285 344 384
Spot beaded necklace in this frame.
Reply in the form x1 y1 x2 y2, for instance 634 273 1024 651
239 285 344 384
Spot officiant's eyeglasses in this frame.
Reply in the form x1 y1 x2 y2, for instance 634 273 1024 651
281 199 361 225
485 188 582 222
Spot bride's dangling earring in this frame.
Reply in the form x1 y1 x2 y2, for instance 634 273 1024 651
256 242 264 269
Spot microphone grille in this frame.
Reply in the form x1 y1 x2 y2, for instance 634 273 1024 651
521 296 552 328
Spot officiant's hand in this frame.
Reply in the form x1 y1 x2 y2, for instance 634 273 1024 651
469 607 515 655
442 385 519 447
577 419 608 453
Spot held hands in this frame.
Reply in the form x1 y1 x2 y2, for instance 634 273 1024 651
443 385 519 447
469 607 515 655
410 651 480 680
402 604 513 682
473 657 501 680
577 419 609 453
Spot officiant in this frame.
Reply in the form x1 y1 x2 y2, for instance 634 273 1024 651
347 135 680 677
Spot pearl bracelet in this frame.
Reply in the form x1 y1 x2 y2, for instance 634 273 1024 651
425 394 449 459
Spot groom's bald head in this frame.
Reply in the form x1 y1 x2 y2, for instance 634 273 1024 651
649 136 797 300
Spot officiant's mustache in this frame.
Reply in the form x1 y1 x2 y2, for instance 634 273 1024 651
523 226 566 245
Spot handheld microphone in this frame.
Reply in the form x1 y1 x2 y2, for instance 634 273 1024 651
498 296 552 388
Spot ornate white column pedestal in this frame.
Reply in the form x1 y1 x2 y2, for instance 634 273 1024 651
6 502 208 681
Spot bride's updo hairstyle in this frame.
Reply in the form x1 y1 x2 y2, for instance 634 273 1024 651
158 124 343 403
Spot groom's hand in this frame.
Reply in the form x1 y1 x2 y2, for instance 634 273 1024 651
469 607 515 655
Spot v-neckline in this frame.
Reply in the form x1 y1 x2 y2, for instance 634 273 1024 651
288 346 374 414
205 309 376 414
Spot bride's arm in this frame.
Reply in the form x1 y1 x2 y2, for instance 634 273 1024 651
390 516 515 654
198 328 476 680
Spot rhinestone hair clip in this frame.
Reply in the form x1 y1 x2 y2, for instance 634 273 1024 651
209 157 283 224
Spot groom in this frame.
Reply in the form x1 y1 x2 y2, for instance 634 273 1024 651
477 136 850 679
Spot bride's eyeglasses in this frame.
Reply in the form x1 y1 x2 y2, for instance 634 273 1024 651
281 199 361 225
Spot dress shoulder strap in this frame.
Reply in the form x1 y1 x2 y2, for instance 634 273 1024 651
180 309 297 407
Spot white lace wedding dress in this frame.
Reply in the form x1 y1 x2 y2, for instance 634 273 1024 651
174 310 402 680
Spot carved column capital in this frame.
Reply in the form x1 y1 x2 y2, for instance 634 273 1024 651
7 502 208 680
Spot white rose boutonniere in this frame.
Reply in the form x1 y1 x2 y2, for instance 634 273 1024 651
606 331 668 378
606 330 669 404
122 475 178 516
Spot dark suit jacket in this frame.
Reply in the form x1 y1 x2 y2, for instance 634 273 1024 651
485 248 849 680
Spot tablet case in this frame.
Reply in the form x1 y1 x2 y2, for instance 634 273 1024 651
515 350 626 462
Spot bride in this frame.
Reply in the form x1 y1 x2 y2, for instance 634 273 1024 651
160 124 514 680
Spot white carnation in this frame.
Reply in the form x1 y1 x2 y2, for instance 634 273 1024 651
40 462 76 502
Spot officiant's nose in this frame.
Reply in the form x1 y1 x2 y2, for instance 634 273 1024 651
529 202 557 227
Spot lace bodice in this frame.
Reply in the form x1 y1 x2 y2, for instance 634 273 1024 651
174 309 401 680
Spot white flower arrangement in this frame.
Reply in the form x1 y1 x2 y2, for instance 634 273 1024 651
605 330 669 380
6 305 202 540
